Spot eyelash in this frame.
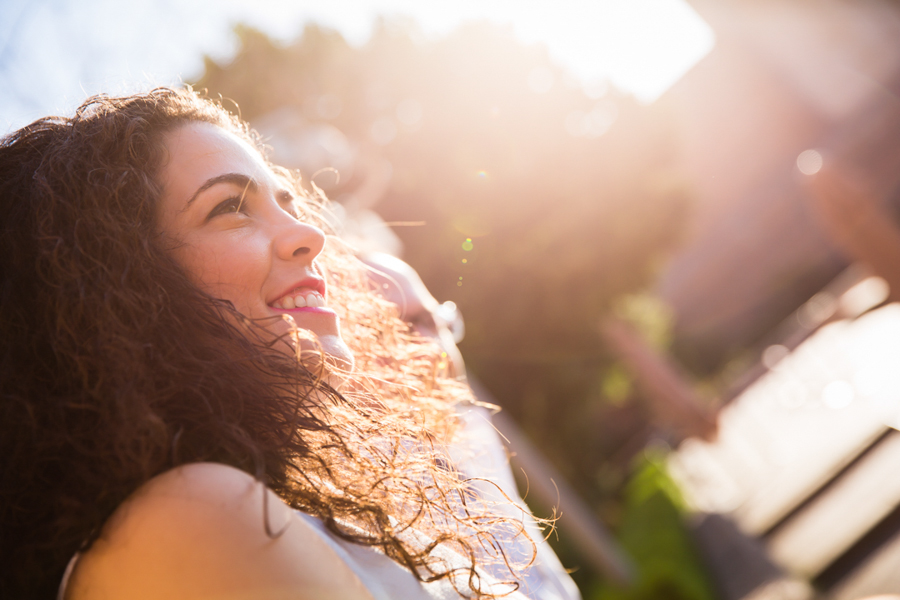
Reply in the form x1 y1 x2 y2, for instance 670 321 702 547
207 194 301 221
209 196 247 219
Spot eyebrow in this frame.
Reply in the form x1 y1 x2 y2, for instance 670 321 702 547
187 173 259 207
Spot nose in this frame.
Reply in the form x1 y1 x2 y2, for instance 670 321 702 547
273 210 326 263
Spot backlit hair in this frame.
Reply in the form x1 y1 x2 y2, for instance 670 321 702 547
0 88 531 599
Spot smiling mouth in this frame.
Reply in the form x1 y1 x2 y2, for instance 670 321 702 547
270 288 328 310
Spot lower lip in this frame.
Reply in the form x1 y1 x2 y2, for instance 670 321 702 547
272 306 336 315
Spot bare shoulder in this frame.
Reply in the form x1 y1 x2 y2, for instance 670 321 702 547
68 463 375 600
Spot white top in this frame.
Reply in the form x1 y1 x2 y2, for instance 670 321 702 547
451 406 582 600
289 405 584 600
296 513 520 600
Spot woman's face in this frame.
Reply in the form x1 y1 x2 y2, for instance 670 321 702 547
156 121 352 366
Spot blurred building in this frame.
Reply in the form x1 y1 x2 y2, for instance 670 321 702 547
657 2 900 598
656 0 900 374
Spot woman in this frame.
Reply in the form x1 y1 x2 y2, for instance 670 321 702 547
0 88 577 600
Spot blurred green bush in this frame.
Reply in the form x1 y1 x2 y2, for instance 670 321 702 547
591 451 715 600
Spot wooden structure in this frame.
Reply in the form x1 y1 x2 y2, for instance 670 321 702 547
654 5 900 592
670 276 900 599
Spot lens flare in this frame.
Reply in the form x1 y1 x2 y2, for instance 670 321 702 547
797 149 823 175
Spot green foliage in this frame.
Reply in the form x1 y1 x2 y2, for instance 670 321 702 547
600 364 633 406
613 292 675 351
590 452 715 600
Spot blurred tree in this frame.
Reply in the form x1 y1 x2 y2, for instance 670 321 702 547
195 19 695 591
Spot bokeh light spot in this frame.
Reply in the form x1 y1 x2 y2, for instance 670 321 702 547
370 117 397 145
840 276 890 318
797 149 823 175
762 344 789 370
822 380 855 409
462 258 468 264
316 93 343 120
462 238 474 251
798 291 837 328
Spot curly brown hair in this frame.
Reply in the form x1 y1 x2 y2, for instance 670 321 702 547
0 88 530 599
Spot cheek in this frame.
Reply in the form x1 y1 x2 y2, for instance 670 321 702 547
174 236 270 316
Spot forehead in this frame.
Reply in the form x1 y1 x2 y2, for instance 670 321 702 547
158 122 272 207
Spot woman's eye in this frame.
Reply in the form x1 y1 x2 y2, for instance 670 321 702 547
208 196 246 219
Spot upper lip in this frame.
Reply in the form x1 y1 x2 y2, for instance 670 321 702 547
268 276 327 306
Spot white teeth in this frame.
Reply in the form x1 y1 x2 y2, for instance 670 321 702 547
273 290 326 309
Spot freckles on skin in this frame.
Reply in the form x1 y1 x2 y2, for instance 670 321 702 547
170 223 270 318
155 121 288 321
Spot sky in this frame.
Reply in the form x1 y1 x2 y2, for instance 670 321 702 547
0 0 714 133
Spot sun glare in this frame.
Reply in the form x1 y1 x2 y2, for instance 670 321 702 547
287 0 716 103
0 0 715 131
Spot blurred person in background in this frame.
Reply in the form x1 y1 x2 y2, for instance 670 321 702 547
0 87 580 600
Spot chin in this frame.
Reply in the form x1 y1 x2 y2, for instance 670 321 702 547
318 335 355 373
262 314 353 368
289 334 355 375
